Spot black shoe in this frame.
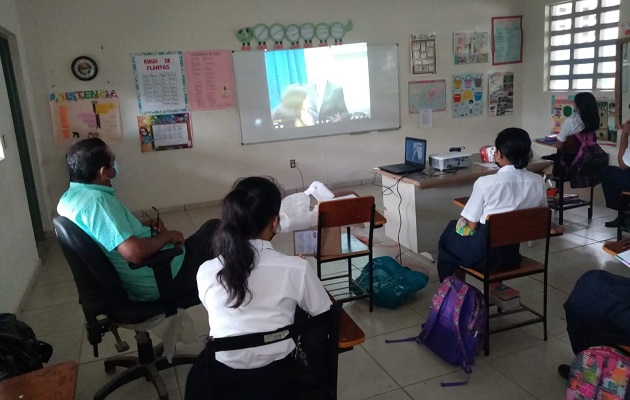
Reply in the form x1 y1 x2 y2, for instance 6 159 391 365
605 217 622 228
558 364 571 380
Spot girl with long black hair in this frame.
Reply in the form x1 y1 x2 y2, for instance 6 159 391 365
554 91 600 149
186 176 331 399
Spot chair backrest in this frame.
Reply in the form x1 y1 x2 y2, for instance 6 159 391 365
318 196 375 228
52 216 128 319
486 207 551 248
205 305 339 399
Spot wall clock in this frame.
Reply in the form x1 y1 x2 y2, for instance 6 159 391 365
71 56 98 81
315 23 330 46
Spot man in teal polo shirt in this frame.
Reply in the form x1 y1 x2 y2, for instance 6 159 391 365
57 138 218 302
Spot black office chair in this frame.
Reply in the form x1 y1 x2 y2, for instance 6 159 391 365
52 216 218 400
202 305 340 400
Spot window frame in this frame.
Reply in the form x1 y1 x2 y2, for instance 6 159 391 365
547 0 619 91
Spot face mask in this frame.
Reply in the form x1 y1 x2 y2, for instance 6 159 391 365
110 161 119 179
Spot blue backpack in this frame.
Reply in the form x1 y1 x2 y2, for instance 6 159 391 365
386 277 487 386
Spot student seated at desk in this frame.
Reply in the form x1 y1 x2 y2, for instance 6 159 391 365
56 138 218 303
186 176 331 400
437 128 547 282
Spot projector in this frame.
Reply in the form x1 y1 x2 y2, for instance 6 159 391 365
429 152 472 171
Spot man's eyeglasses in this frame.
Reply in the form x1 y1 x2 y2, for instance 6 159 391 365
143 206 160 237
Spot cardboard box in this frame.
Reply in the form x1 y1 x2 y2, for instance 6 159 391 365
293 227 342 257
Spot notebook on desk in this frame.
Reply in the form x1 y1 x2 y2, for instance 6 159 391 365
378 137 427 175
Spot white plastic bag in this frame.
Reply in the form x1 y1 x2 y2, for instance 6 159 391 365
279 192 317 232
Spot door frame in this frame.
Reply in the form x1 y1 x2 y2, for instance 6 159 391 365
0 33 44 241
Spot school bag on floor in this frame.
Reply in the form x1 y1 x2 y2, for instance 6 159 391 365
566 345 630 400
0 313 53 381
386 277 487 386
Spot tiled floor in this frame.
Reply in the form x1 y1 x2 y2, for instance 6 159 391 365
21 182 630 400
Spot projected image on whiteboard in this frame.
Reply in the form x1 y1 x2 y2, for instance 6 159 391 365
265 43 371 129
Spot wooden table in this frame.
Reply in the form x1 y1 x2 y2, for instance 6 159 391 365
374 159 553 253
0 361 77 400
602 238 630 256
337 307 365 350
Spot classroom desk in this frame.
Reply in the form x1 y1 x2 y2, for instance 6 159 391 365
337 306 365 350
0 361 78 400
602 238 630 257
374 159 552 254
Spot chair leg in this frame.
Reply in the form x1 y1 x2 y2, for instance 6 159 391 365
484 279 490 356
558 177 564 225
587 186 594 220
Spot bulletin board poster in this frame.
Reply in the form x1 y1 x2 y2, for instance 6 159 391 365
183 50 235 111
550 95 574 135
452 74 484 118
49 90 122 147
410 33 437 74
488 72 514 117
137 113 193 152
132 52 188 115
492 16 523 65
453 31 489 64
408 79 446 113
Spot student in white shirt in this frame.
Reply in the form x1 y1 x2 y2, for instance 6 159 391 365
554 92 600 150
185 176 331 400
437 128 547 281
601 120 630 227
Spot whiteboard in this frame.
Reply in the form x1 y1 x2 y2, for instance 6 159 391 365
233 43 400 144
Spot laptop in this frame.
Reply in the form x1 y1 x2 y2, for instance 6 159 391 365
378 137 427 175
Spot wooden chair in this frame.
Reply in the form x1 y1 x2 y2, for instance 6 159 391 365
315 196 376 312
458 206 551 356
204 305 340 400
616 192 630 240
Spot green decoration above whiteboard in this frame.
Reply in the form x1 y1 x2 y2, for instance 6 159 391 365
235 19 352 50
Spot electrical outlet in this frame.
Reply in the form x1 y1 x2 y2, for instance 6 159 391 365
290 159 296 168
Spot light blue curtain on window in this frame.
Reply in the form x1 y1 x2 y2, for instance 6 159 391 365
265 49 307 110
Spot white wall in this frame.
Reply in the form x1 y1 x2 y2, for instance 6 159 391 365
17 0 527 218
0 0 41 313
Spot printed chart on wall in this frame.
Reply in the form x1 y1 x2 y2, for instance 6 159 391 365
488 72 514 116
408 80 446 113
452 74 483 118
137 113 193 152
492 16 523 65
409 33 437 74
183 50 235 111
132 52 188 114
453 31 489 64
550 96 617 146
49 90 122 147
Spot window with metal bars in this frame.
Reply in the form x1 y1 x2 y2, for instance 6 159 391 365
547 0 620 91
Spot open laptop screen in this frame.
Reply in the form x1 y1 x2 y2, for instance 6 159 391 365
404 137 426 167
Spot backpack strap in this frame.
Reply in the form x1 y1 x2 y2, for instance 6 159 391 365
440 282 473 387
569 131 596 169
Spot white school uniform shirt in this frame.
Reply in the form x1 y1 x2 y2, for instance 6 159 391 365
556 113 585 142
623 146 630 167
196 239 332 369
461 164 547 224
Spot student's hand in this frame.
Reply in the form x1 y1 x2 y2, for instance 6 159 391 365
166 230 185 246
297 254 306 259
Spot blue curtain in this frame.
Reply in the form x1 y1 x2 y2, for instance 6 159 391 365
265 49 307 110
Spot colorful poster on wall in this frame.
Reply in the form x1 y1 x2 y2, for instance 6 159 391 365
488 72 514 116
409 33 437 74
137 113 193 152
452 74 484 118
49 90 122 147
492 16 523 65
408 79 446 113
183 50 235 111
453 31 489 64
550 95 574 135
132 51 188 114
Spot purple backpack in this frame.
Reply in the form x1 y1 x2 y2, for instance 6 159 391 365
386 277 487 386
